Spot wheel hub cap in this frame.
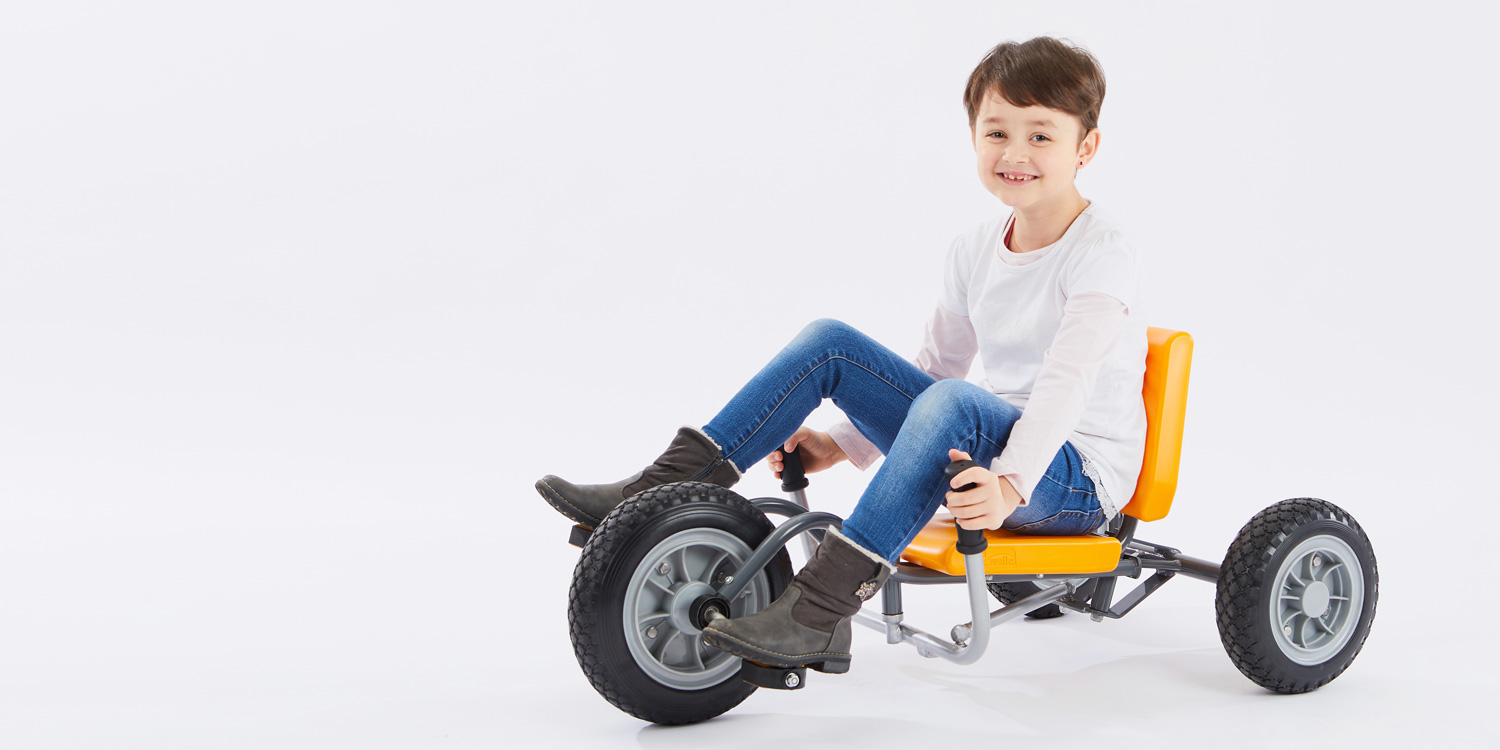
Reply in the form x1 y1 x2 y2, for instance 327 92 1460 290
1300 580 1331 617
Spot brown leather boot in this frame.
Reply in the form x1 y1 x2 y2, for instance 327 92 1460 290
535 425 741 528
701 527 892 673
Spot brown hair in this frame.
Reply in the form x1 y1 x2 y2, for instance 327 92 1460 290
963 37 1106 140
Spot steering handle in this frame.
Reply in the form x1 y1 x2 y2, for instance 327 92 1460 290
780 444 809 492
943 459 989 555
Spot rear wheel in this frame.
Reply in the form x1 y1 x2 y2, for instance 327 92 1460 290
568 482 794 724
1216 498 1378 693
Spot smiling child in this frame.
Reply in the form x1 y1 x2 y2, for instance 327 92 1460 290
537 36 1147 675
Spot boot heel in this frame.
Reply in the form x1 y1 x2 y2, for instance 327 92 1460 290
810 658 850 674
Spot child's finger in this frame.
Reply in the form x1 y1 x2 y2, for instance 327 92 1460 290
955 513 987 529
949 502 978 520
952 466 990 489
946 490 985 509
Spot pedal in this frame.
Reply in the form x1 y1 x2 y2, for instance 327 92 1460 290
738 660 807 690
568 524 592 548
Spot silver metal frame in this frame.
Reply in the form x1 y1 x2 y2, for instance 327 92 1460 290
741 496 1224 666
850 553 1077 664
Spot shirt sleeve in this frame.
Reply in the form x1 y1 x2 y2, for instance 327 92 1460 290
988 291 1128 504
829 303 978 470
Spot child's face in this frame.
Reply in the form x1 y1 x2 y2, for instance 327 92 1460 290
970 90 1099 211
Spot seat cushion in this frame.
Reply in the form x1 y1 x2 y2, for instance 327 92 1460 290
900 515 1122 575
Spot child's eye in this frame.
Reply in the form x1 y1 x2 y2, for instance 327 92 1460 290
1030 134 1050 142
987 131 1005 139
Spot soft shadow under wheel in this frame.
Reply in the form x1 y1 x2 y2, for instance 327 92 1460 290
1216 498 1378 693
568 481 794 725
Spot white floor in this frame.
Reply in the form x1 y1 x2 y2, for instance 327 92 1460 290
0 482 1484 748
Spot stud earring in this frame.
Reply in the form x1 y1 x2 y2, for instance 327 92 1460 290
1078 160 1084 166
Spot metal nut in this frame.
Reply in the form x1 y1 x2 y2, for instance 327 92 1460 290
784 672 800 688
657 562 671 576
646 626 658 639
951 624 972 644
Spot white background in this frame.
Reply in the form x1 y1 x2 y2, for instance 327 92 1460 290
2 1 1495 747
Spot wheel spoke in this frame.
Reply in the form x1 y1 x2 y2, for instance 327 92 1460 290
1298 616 1318 647
646 574 673 592
671 548 689 584
638 610 670 629
652 627 682 662
1330 595 1350 602
1285 567 1305 586
687 545 716 583
1316 561 1344 582
1313 617 1336 635
688 638 706 670
1284 609 1308 633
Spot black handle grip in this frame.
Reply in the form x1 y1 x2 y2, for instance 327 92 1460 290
780 445 809 492
943 459 989 555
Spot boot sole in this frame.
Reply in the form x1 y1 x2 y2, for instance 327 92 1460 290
700 628 852 674
534 477 603 529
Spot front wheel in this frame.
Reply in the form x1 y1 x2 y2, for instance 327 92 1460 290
568 481 794 725
1215 498 1378 693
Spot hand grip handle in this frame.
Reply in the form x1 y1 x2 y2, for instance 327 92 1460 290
780 445 809 492
943 459 989 555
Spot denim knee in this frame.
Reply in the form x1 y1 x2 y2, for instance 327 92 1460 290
901 378 992 446
791 317 858 353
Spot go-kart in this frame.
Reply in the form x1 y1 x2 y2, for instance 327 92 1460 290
562 327 1379 725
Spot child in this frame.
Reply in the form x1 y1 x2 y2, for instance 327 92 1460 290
536 36 1147 675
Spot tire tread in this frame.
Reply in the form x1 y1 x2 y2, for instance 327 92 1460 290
1215 498 1378 693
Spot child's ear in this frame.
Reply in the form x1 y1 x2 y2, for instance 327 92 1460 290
1078 128 1101 165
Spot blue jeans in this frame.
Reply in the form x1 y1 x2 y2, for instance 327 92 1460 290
701 319 1105 563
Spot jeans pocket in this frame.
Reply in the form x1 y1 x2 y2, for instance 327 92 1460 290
1012 507 1106 536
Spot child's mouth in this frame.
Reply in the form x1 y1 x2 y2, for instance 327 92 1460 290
999 172 1037 186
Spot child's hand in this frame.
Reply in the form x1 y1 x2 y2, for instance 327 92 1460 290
768 427 849 478
945 448 1024 530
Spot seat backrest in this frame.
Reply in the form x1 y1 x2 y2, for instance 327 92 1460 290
1120 327 1193 522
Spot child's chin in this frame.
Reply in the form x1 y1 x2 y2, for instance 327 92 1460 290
990 190 1026 207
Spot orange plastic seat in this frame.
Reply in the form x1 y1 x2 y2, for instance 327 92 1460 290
899 327 1194 575
902 515 1122 575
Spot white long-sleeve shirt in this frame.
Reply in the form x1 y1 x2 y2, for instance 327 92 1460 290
828 203 1148 520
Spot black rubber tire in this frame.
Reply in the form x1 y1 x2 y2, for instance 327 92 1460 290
1215 498 1378 693
987 581 1065 619
568 481 794 725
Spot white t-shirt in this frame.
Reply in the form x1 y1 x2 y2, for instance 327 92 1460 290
828 202 1148 520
